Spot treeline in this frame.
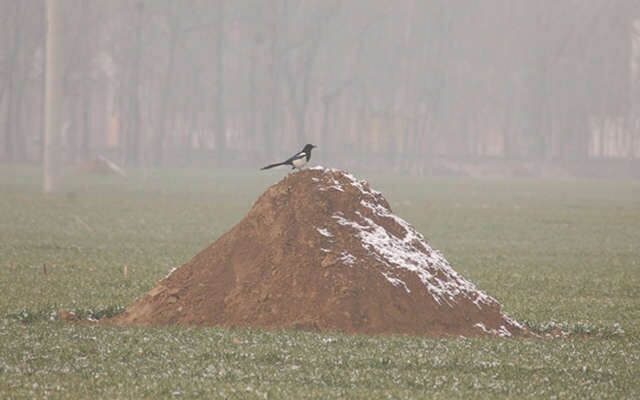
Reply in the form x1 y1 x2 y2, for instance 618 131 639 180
1 0 640 171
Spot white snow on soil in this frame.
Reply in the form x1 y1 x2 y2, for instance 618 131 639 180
339 251 357 265
316 175 344 192
320 177 491 308
332 210 495 307
382 271 411 293
310 167 497 309
501 314 525 330
326 178 345 192
312 166 347 192
342 171 382 196
316 227 333 238
474 322 513 337
164 266 178 280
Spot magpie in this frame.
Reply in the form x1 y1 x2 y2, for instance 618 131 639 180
260 144 316 170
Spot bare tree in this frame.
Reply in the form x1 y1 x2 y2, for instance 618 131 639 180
212 0 227 163
44 0 61 193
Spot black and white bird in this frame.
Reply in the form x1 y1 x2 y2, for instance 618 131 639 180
260 144 316 170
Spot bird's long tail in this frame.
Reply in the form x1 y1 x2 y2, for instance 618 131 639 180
260 161 287 170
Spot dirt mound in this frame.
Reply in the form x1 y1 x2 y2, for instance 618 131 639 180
110 168 526 337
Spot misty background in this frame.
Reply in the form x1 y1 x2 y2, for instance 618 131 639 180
1 0 640 183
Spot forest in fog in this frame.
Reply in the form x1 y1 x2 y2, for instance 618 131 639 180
1 0 640 174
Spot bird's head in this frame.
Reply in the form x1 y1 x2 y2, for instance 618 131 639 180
303 144 317 152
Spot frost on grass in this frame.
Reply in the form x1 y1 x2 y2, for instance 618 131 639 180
523 320 625 338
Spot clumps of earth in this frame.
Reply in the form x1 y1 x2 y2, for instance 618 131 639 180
109 168 527 337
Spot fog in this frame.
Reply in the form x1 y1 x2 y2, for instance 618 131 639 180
1 0 639 185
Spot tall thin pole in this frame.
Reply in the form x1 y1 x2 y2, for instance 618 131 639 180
43 0 59 193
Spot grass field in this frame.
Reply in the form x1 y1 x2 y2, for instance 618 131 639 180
1 166 639 399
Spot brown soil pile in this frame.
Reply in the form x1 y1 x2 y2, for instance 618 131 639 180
110 168 526 337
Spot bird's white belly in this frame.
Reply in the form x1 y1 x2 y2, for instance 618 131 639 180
292 158 307 169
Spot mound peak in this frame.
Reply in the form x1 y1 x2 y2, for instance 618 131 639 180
111 168 526 337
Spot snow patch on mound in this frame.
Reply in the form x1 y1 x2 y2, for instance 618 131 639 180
382 271 411 293
164 266 178 280
339 251 357 265
316 227 333 238
306 167 495 308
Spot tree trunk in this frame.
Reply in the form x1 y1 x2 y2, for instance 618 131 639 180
154 16 180 167
79 0 91 162
44 0 61 193
80 77 91 161
212 1 227 164
320 96 331 153
247 34 258 158
3 76 14 162
127 1 144 166
3 1 25 162
262 0 280 160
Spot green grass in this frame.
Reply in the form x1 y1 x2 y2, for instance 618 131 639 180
1 166 639 399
